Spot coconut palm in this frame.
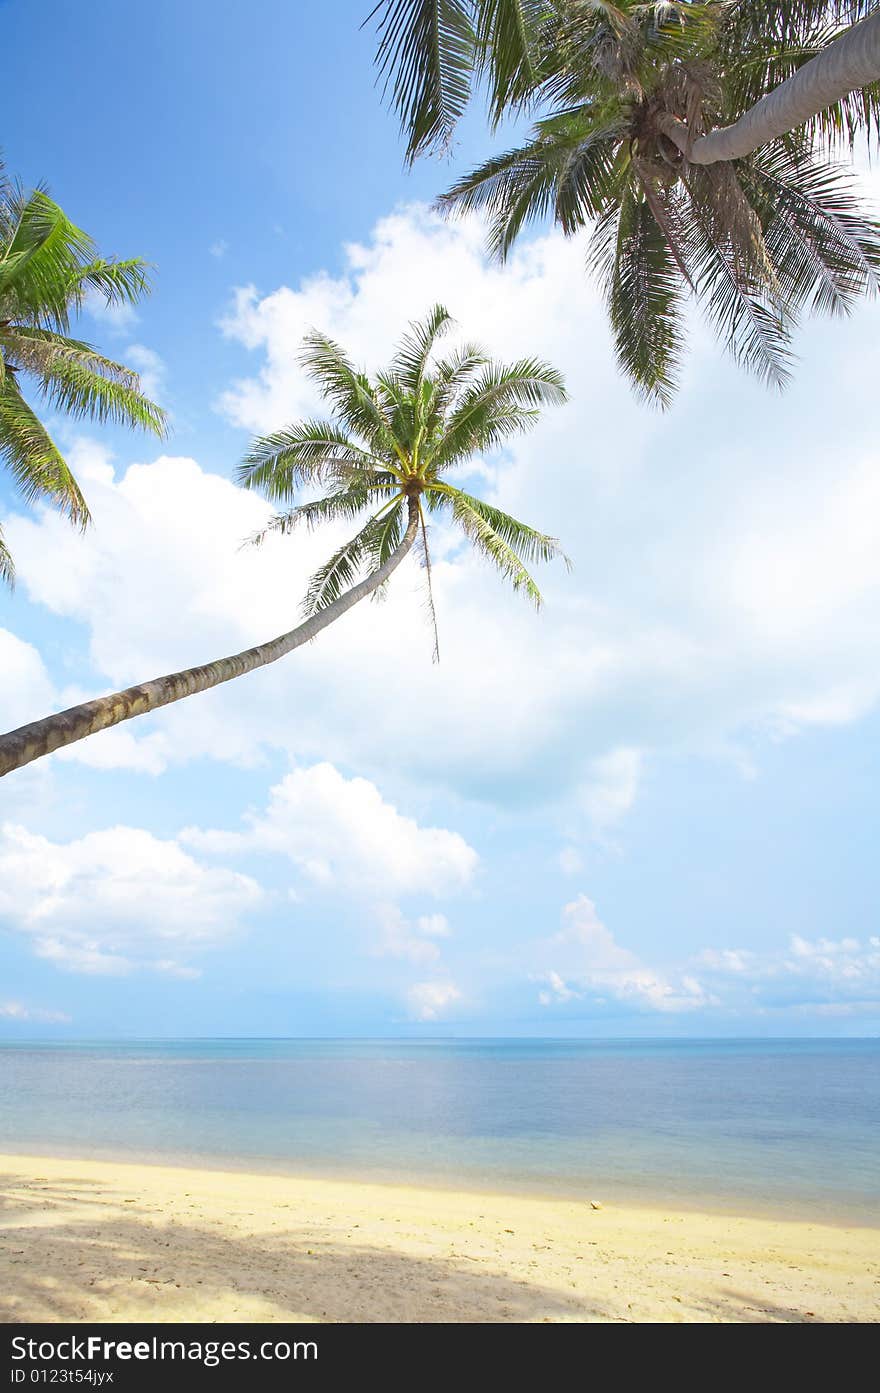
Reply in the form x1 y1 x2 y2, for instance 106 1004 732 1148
0 306 567 778
0 163 167 582
648 7 880 165
369 1 880 404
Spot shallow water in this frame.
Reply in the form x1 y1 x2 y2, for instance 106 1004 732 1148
0 1038 877 1221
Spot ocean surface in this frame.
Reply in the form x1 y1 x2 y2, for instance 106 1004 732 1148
0 1038 877 1221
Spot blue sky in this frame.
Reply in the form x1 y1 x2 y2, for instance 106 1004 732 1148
2 0 880 1038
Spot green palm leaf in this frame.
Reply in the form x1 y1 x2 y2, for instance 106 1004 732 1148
596 182 687 408
370 0 477 161
391 302 455 391
370 0 880 403
0 377 90 524
299 331 396 454
236 420 388 501
0 161 166 583
431 482 549 607
241 306 568 648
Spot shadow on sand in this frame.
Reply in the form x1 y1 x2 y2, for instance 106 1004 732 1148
0 1173 839 1324
0 1172 614 1323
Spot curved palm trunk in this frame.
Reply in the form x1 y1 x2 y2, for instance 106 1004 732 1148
664 11 880 165
0 497 420 779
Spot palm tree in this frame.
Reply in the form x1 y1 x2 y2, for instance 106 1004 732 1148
369 1 880 404
642 8 880 165
0 306 567 778
0 164 167 582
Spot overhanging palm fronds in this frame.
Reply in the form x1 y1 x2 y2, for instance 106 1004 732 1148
369 0 880 404
0 162 167 582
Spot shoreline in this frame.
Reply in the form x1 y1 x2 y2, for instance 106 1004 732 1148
1 1152 877 1323
1 1139 877 1230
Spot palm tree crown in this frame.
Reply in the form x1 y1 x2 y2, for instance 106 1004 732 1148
370 1 880 404
237 303 569 656
0 164 167 582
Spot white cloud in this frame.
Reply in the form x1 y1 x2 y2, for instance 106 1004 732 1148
83 291 138 334
182 763 473 1014
406 979 462 1021
209 239 229 260
5 203 880 822
0 629 57 734
535 911 880 1020
183 761 477 899
538 969 578 1005
696 932 880 1015
0 821 262 975
125 344 165 402
417 912 450 938
537 895 713 1014
579 748 642 832
0 1001 70 1023
373 904 445 964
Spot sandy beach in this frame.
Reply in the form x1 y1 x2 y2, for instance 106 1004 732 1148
0 1153 877 1323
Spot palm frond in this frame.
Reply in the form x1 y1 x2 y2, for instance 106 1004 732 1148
434 356 567 463
439 110 624 260
72 257 153 311
0 523 14 588
369 0 477 161
592 180 686 408
742 144 880 315
432 480 568 565
0 189 95 331
31 352 167 435
367 495 407 567
245 483 395 548
391 303 454 392
236 420 387 501
477 0 551 124
300 331 396 454
303 506 404 616
415 502 441 661
679 179 795 388
0 378 90 525
431 481 550 606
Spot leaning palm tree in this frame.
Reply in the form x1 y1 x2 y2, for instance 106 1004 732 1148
664 7 880 164
0 163 167 582
0 306 567 778
369 1 880 404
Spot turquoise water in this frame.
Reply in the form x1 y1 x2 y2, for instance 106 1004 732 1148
0 1038 877 1220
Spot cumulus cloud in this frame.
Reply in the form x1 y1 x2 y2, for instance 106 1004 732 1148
0 822 262 975
0 630 57 735
182 762 477 898
536 897 880 1020
697 932 880 1015
537 895 714 1014
4 202 880 827
373 905 449 965
181 763 473 1013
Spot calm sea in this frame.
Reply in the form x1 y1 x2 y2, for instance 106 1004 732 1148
0 1038 877 1221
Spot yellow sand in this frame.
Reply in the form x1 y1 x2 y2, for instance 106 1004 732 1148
0 1154 876 1323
